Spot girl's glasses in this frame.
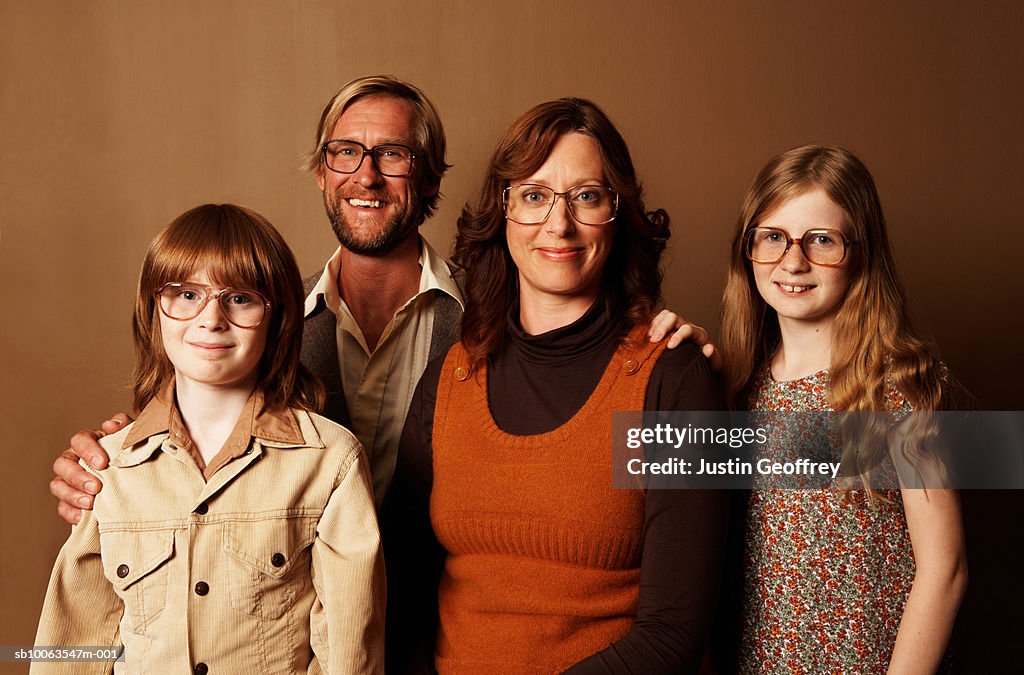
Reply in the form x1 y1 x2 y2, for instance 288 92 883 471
744 227 856 266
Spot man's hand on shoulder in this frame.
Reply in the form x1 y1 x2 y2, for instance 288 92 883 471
51 413 132 524
647 309 722 371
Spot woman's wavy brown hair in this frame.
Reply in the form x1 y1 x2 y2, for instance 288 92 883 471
720 145 957 496
454 98 669 372
132 204 324 413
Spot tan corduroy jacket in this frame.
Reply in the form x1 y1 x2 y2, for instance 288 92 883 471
34 389 384 674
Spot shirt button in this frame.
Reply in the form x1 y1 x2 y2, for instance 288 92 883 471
193 663 208 675
454 366 469 381
116 564 130 578
194 502 209 515
194 581 209 596
271 552 286 567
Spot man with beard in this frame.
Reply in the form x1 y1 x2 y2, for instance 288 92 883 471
49 76 463 517
299 77 464 504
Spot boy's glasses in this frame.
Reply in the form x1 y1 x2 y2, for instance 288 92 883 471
155 283 271 328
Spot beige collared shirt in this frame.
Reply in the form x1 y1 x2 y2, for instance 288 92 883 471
34 388 384 674
304 237 463 504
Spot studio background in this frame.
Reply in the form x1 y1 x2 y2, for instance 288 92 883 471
1 1 1021 671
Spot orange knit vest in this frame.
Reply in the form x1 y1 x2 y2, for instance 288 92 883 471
430 325 667 674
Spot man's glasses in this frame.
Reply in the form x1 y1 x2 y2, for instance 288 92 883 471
321 140 416 177
744 227 856 266
503 184 619 226
155 283 271 329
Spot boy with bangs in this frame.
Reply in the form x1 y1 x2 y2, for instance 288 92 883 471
33 204 384 674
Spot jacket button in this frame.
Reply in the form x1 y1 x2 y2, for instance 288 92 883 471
624 359 640 374
271 552 286 567
194 581 209 596
454 366 469 381
194 502 209 515
116 564 130 578
193 663 208 675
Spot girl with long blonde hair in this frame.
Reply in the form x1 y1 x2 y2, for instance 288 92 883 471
721 145 967 672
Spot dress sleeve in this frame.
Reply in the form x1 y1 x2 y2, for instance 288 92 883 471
32 507 123 675
565 345 730 674
380 355 446 674
311 442 385 674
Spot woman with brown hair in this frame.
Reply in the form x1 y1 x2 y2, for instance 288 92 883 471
384 99 727 673
720 145 967 672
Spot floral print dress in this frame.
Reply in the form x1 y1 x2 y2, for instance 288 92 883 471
738 367 918 674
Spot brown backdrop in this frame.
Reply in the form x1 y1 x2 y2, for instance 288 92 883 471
2 1 1021 671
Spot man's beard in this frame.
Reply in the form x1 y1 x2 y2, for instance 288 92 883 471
324 192 421 257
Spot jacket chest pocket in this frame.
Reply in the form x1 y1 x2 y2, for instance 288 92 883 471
223 516 317 619
100 529 175 634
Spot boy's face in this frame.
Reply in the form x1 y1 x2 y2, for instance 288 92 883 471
157 268 269 394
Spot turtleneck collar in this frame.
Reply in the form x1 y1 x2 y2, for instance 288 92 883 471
504 297 623 365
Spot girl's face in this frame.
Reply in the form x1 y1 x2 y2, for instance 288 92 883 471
751 188 855 333
158 268 269 393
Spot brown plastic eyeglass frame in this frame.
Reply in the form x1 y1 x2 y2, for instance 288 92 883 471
155 283 272 329
320 139 417 177
502 184 620 226
743 227 857 267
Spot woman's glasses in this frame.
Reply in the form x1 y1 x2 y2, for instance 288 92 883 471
503 184 619 226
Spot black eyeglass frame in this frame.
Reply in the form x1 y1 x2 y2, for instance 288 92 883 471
320 139 417 177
